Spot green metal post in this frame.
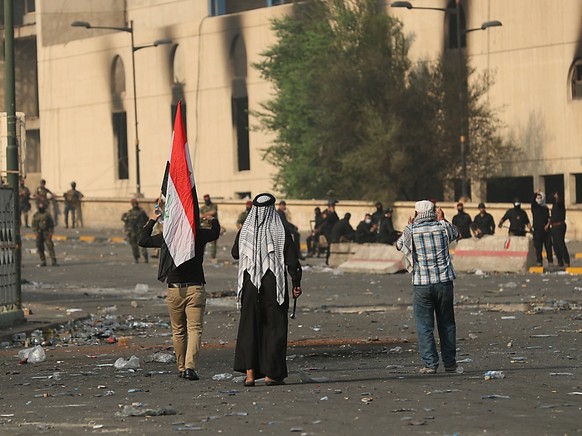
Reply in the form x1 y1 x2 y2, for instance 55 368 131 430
4 0 23 312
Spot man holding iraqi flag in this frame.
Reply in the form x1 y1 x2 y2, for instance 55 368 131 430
139 101 220 381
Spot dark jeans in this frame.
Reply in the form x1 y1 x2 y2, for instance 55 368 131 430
550 224 570 266
533 230 553 264
413 281 456 369
64 205 76 228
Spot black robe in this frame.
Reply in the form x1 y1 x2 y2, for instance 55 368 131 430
231 229 302 380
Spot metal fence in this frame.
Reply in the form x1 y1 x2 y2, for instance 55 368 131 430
0 186 18 309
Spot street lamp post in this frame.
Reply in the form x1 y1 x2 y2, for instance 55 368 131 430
71 20 171 197
391 1 502 199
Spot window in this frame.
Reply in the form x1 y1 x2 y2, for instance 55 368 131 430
113 112 129 180
111 56 128 179
209 0 225 16
25 129 40 173
570 59 582 100
236 191 251 199
453 178 471 202
575 174 582 203
232 97 250 171
486 176 533 203
231 34 250 172
209 0 289 17
170 45 187 134
544 174 564 202
447 0 466 49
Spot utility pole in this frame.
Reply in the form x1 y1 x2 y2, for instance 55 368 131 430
456 0 468 199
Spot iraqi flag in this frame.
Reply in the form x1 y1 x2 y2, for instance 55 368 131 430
157 101 200 282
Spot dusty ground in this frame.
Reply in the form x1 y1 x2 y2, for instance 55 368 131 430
0 229 580 435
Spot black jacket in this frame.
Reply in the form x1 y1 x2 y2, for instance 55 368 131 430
139 218 220 284
452 211 472 239
330 218 355 243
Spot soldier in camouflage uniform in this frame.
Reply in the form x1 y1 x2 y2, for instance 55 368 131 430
63 181 84 229
200 194 218 259
236 200 252 229
122 199 149 263
34 179 53 210
32 204 57 267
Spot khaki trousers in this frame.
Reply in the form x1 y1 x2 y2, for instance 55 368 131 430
166 285 206 372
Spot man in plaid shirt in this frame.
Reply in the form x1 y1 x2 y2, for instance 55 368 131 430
396 200 460 374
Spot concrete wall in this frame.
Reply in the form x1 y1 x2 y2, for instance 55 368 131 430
53 198 582 242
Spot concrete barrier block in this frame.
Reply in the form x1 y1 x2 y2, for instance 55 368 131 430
338 244 405 274
453 235 536 273
328 242 356 268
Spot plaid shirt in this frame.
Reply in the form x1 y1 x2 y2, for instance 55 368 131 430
398 220 459 285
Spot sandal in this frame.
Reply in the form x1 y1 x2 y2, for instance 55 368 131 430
265 379 285 386
243 378 255 387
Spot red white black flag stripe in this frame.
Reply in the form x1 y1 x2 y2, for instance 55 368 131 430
157 101 200 282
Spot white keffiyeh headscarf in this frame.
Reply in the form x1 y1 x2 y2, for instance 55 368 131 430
237 193 287 305
399 200 437 272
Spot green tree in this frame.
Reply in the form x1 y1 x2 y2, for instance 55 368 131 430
255 0 514 201
255 0 409 201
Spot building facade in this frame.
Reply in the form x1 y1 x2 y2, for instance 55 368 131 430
1 0 582 206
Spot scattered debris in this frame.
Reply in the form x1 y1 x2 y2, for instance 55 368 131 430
212 373 233 381
18 345 46 363
484 371 505 380
115 404 176 417
144 352 176 364
114 355 140 370
481 394 511 400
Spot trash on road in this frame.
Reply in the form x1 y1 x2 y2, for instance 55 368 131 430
134 283 149 293
484 371 505 380
481 394 511 399
114 355 140 370
550 372 574 376
12 332 26 343
297 370 329 383
66 308 83 315
99 305 118 314
145 351 176 364
18 345 46 363
212 373 233 381
116 404 177 417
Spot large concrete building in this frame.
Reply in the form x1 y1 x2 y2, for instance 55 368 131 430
2 0 582 206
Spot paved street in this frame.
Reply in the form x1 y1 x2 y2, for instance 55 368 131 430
0 228 581 435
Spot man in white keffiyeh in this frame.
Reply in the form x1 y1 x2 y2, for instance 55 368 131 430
232 193 302 387
237 194 287 305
